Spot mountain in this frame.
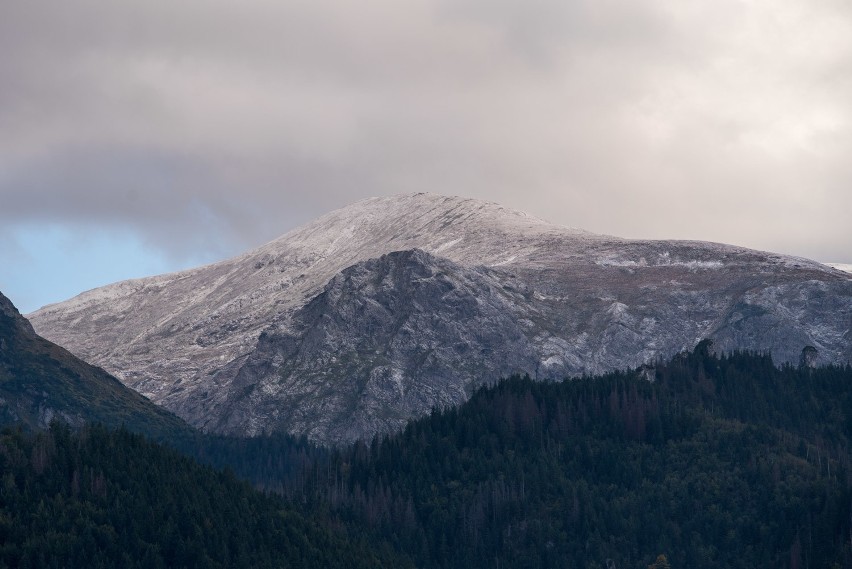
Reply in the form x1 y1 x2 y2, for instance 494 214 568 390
0 291 191 440
29 193 852 444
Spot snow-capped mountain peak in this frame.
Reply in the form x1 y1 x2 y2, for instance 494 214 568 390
29 193 852 444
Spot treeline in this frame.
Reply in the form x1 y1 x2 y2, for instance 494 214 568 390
188 346 852 568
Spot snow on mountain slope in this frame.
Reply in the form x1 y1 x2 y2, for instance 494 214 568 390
29 193 852 444
826 263 852 274
29 195 596 397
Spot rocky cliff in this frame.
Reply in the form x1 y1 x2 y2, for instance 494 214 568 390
29 193 852 444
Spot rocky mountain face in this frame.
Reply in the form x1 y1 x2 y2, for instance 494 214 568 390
214 249 540 441
0 291 191 439
29 193 852 445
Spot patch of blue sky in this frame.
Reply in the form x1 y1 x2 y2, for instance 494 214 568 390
0 223 178 314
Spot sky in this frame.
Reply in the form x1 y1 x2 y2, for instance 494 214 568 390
2 0 851 314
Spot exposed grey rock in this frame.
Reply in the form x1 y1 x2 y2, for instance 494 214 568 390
27 193 852 445
214 249 538 441
1 293 35 337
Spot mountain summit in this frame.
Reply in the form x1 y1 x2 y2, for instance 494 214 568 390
29 193 852 444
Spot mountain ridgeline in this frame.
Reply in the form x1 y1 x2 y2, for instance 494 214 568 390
28 193 852 444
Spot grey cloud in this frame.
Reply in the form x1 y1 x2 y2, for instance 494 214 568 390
1 0 851 267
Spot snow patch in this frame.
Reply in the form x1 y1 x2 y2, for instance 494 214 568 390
826 263 852 274
433 238 462 254
489 255 517 267
596 256 723 270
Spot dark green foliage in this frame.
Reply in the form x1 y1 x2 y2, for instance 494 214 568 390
189 349 852 569
4 298 852 569
0 422 404 569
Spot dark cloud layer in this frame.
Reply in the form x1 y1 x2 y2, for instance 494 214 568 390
2 0 851 270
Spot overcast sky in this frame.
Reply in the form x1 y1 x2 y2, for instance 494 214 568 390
2 0 851 313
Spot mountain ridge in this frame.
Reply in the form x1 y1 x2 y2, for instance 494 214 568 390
29 193 852 444
0 290 192 439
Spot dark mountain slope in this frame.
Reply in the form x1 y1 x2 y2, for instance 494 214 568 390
0 291 191 441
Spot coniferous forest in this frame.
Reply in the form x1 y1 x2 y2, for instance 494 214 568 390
0 423 404 568
3 345 852 568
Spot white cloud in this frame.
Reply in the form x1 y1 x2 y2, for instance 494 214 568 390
1 0 850 269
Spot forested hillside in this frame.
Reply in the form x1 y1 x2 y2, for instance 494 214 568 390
192 346 852 569
0 423 405 569
3 344 851 568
